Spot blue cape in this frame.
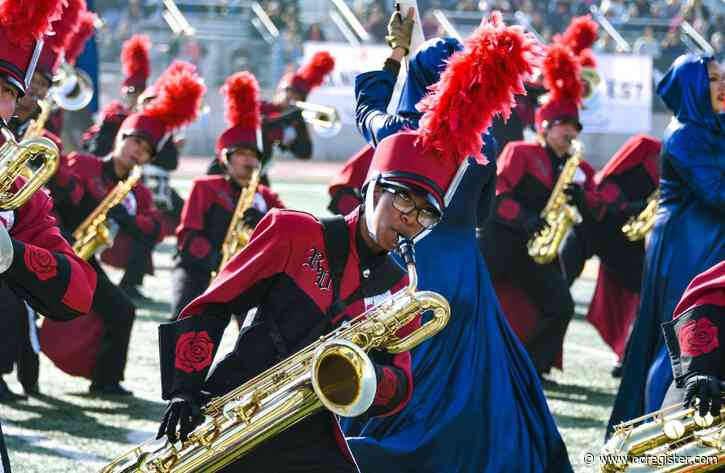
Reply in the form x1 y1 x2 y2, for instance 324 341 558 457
608 54 725 434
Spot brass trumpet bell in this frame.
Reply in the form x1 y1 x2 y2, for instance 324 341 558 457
51 62 94 111
294 101 342 137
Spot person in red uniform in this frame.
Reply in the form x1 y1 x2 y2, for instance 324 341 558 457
328 145 374 215
206 51 335 177
0 0 96 468
172 71 284 319
662 261 725 416
559 135 661 375
40 64 205 396
154 30 501 466
481 41 597 378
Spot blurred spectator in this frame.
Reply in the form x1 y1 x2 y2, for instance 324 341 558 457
634 26 661 57
546 1 571 35
365 3 388 42
711 32 723 61
601 0 628 21
630 0 652 17
305 22 326 42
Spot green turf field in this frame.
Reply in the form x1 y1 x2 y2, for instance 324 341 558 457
2 175 620 472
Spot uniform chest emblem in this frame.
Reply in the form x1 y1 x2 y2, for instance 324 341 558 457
303 248 331 290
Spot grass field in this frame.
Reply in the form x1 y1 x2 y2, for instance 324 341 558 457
2 167 621 472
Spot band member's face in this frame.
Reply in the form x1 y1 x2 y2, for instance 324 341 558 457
708 61 724 114
15 72 50 122
227 149 260 187
274 87 303 108
369 187 431 251
116 135 153 172
0 77 18 122
545 122 579 157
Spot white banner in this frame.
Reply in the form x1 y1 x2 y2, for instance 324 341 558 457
302 42 394 127
580 53 653 134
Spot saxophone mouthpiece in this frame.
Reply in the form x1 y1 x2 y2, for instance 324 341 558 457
397 235 416 267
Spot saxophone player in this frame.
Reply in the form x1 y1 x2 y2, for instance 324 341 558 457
481 42 596 379
171 71 284 320
154 115 491 470
0 0 96 468
40 64 205 397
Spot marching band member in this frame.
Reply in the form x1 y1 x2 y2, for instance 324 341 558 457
607 54 725 435
171 71 284 319
97 62 193 301
481 41 596 378
0 0 95 468
206 51 335 176
662 260 725 416
559 135 661 374
40 64 205 396
344 11 571 473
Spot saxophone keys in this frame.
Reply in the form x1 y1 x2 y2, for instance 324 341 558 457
663 419 686 440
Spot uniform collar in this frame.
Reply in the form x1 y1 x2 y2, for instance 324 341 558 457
102 158 123 183
348 208 388 279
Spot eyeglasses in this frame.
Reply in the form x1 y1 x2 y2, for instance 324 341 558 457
385 187 441 230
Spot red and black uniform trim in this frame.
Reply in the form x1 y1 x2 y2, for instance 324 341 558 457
1 176 97 319
663 261 725 387
59 153 163 246
171 175 284 318
492 141 595 234
160 209 419 468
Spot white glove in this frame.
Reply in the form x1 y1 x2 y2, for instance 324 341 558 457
0 223 14 274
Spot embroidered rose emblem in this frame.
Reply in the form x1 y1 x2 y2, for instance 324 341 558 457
175 331 215 373
679 318 719 357
24 246 57 281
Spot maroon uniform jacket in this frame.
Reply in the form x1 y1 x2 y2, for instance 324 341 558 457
490 141 596 368
176 175 284 274
327 145 374 215
162 209 419 461
56 153 164 271
586 139 660 359
1 177 96 319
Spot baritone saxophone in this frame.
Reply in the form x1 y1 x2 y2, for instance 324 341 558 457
601 397 725 472
527 140 583 264
102 237 451 473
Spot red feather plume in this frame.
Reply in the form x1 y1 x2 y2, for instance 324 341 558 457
0 0 66 42
295 51 335 89
100 100 127 121
416 11 543 165
541 42 582 105
144 63 206 130
560 15 598 56
121 34 151 82
46 0 86 53
578 49 597 68
221 71 260 129
64 10 96 65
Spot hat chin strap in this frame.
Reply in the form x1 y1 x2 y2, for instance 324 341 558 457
364 175 380 243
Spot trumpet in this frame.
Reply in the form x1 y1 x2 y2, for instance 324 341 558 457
0 120 59 210
50 61 94 111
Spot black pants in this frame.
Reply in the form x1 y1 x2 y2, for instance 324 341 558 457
120 237 152 289
90 259 135 384
216 413 358 473
481 223 575 374
0 284 38 391
170 265 210 320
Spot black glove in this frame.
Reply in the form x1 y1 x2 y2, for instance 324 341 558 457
621 200 647 218
156 393 205 443
563 183 586 211
683 375 722 418
523 215 547 237
107 204 133 226
242 207 264 228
